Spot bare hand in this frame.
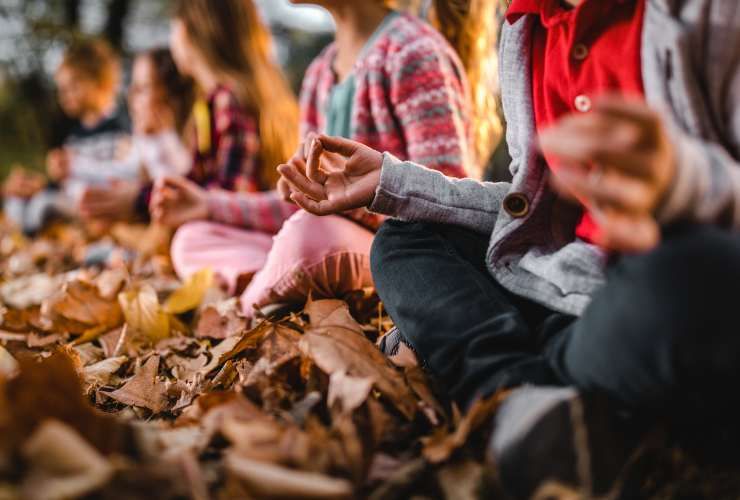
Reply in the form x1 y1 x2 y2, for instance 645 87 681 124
276 139 313 202
46 148 70 182
539 96 676 253
78 180 139 221
277 135 383 216
3 167 46 199
150 175 209 228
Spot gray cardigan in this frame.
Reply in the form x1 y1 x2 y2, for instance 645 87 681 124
369 0 740 316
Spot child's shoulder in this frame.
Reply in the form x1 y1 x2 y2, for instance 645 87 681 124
371 13 458 68
381 13 453 55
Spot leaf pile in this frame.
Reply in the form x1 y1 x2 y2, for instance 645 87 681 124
0 221 503 500
0 220 739 500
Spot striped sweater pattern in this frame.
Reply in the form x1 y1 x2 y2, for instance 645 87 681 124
207 12 472 233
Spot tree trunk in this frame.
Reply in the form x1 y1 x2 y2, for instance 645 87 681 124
103 0 131 50
63 0 81 28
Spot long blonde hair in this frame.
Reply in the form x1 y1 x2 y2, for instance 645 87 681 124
174 0 299 187
389 0 506 177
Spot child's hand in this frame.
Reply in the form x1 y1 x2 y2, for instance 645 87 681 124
276 139 312 202
3 167 46 199
539 96 676 253
277 135 383 216
46 148 70 182
150 175 209 228
78 180 139 221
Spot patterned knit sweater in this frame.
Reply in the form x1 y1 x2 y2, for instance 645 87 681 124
207 12 472 234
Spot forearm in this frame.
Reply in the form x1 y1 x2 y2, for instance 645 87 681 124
207 189 299 234
369 153 507 235
657 133 740 228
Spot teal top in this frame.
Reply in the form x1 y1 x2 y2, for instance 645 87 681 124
324 11 399 138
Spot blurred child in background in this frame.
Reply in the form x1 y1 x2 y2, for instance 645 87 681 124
3 38 131 234
165 0 298 192
77 47 194 221
152 0 500 317
150 0 300 291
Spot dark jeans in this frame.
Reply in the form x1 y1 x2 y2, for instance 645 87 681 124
371 220 740 422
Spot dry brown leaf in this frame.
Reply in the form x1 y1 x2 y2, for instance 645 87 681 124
45 280 123 335
0 346 18 379
304 299 363 334
225 453 353 499
300 301 417 420
0 273 63 309
95 268 128 300
83 356 127 390
163 268 214 314
422 393 505 464
437 460 484 500
195 298 247 339
118 284 170 341
2 352 130 455
327 370 374 414
21 419 114 500
104 355 169 413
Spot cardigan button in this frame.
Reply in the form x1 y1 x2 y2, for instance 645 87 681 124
503 193 530 218
575 94 592 113
572 43 589 61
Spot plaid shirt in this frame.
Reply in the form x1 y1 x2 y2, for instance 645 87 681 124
190 86 261 192
207 13 472 232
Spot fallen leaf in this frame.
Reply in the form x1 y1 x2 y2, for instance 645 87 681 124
0 346 18 378
300 301 417 420
195 297 247 339
422 393 505 464
327 370 374 414
2 352 130 455
118 284 170 341
45 280 123 334
83 356 127 390
304 299 363 334
95 268 128 300
163 268 214 314
21 419 115 500
0 273 63 309
104 355 169 413
225 453 353 499
437 460 484 500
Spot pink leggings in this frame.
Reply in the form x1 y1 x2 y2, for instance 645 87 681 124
170 210 375 317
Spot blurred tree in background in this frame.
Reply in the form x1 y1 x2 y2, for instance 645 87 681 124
0 0 332 174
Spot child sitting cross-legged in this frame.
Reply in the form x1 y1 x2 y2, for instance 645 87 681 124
3 38 133 234
279 0 740 497
151 0 498 316
75 48 194 222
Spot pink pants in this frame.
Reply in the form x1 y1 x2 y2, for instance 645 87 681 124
170 210 375 317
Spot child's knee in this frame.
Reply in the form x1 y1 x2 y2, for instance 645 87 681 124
170 221 212 264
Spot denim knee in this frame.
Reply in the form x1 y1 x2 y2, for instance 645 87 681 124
370 219 426 285
627 224 740 372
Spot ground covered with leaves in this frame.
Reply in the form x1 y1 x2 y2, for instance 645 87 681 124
0 220 739 500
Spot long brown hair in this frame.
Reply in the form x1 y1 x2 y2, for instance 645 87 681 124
173 0 299 186
143 48 194 135
389 0 506 177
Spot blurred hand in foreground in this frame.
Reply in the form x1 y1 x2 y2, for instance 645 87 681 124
150 175 209 228
540 96 676 254
277 134 383 216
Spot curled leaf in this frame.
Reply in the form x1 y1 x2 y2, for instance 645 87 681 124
163 268 214 314
118 285 170 341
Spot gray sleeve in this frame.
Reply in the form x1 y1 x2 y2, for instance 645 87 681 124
656 5 740 227
657 132 740 226
368 153 509 235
